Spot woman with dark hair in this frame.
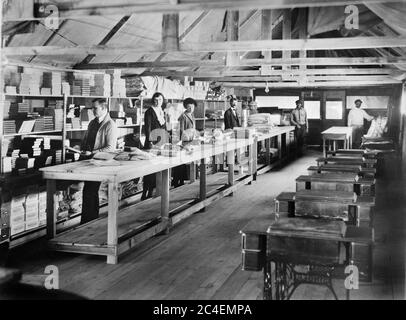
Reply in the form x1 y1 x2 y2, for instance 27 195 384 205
142 92 168 200
172 97 197 187
178 97 196 139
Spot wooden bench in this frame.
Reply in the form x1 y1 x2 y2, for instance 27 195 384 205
327 149 378 159
296 173 376 196
275 190 375 227
307 164 376 178
316 156 377 168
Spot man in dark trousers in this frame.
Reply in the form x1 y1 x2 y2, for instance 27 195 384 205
224 95 241 130
290 99 308 156
80 98 118 224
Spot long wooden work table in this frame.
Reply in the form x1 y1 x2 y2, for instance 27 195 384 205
41 126 295 264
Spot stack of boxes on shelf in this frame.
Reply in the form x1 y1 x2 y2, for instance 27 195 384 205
42 72 62 96
3 120 17 134
110 70 126 97
92 74 111 96
19 70 41 95
0 206 10 242
5 187 48 237
9 194 26 236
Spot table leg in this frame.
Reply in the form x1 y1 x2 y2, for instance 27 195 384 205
253 138 258 181
161 169 170 234
212 156 217 173
248 143 253 180
227 150 234 194
323 137 326 158
285 133 290 160
265 137 271 165
333 140 337 152
263 259 273 300
278 134 282 162
346 243 351 300
155 172 162 197
46 179 57 239
107 182 119 264
189 162 196 183
199 158 206 202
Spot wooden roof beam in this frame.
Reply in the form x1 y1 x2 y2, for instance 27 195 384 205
219 79 402 88
5 0 406 21
6 37 406 57
74 57 406 70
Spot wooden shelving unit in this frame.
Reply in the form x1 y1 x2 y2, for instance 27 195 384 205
1 64 144 246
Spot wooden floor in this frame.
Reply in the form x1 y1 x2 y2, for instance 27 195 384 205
7 150 406 300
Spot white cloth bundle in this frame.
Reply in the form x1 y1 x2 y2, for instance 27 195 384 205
248 113 272 126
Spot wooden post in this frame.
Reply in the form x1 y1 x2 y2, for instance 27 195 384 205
323 137 326 158
155 172 162 196
226 10 239 66
46 180 57 239
278 134 282 162
265 137 271 165
189 161 196 183
161 169 170 233
162 14 179 51
107 182 119 264
261 9 272 60
282 9 292 71
227 149 235 196
253 137 258 181
199 158 206 201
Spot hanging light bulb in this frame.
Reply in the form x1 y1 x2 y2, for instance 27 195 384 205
265 81 270 93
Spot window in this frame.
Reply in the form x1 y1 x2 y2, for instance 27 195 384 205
255 96 299 109
304 101 321 119
326 100 343 119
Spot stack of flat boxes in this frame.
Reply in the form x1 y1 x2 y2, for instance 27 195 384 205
10 195 26 236
0 208 10 242
39 191 47 226
8 188 47 237
25 188 40 231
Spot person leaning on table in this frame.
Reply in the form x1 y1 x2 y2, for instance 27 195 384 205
80 98 118 224
347 99 374 148
172 97 197 188
141 92 167 200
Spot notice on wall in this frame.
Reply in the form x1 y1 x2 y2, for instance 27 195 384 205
304 101 321 119
326 101 343 120
255 96 299 109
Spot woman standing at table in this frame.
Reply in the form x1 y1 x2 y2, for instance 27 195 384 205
142 92 168 200
172 98 197 187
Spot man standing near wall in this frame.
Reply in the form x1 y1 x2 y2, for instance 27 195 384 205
291 100 308 156
347 99 374 148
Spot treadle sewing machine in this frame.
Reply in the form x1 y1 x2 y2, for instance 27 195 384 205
240 217 373 300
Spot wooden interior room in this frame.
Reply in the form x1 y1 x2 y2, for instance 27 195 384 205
1 0 406 300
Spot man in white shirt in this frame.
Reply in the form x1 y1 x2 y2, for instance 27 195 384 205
347 99 374 148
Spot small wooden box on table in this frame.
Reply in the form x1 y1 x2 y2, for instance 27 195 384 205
307 164 376 178
321 127 353 157
296 173 376 197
